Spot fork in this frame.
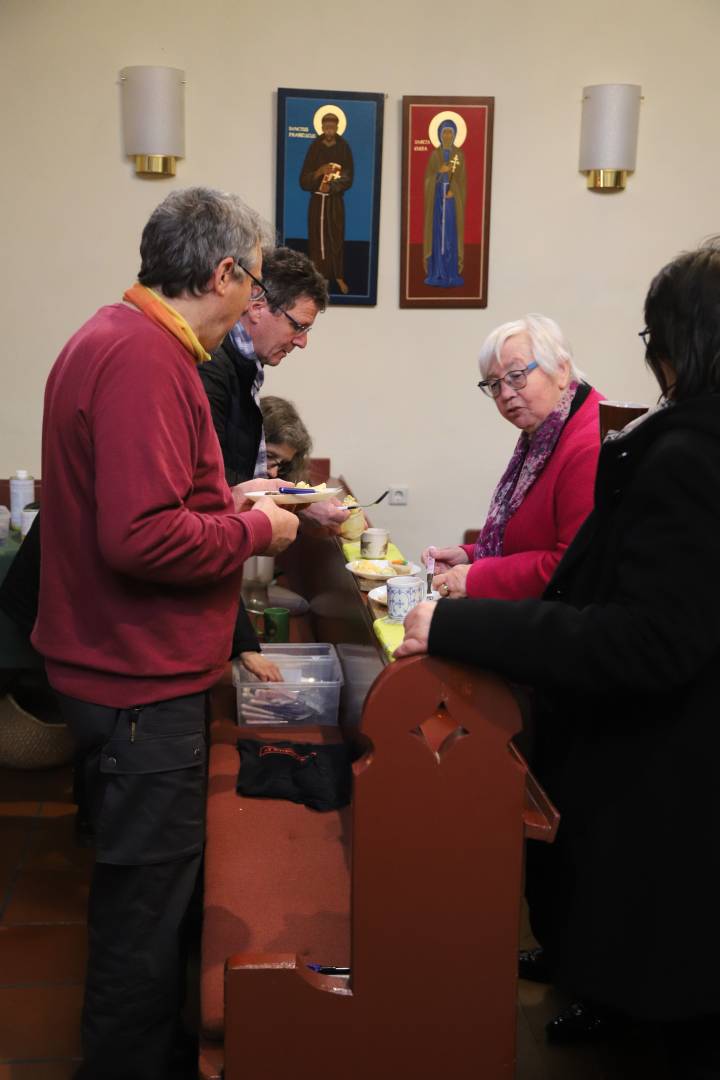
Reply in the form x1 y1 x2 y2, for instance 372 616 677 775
344 489 390 511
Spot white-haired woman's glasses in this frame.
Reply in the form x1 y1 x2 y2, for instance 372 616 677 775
478 360 539 399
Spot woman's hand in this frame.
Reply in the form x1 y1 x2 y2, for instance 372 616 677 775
421 545 469 574
394 601 436 659
239 651 283 682
433 564 470 598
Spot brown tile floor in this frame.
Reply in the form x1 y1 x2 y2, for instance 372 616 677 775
0 764 671 1079
0 765 85 1076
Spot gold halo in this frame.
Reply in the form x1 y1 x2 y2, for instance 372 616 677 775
428 110 467 148
313 105 348 136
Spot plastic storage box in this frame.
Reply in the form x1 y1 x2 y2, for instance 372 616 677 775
232 643 344 726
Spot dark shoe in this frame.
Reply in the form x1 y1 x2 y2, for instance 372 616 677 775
545 1000 628 1044
519 946 552 983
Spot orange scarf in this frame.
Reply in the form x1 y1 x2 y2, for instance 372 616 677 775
123 283 210 364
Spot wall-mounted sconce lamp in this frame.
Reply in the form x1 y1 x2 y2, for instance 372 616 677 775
579 84 641 192
120 65 185 177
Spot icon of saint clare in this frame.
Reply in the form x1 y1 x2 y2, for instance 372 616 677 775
300 107 354 295
423 114 467 288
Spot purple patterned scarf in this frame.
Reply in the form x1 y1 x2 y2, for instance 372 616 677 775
474 381 579 560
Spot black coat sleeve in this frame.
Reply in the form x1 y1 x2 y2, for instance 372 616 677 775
230 599 261 658
0 513 41 636
428 430 720 695
197 357 231 449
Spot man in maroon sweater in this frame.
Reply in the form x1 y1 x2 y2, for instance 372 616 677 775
32 187 298 1080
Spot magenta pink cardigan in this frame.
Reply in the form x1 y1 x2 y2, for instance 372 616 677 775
462 387 604 600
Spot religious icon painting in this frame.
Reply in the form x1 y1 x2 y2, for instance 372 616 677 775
276 87 385 306
400 95 494 308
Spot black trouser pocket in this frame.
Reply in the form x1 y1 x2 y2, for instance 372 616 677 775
60 692 207 865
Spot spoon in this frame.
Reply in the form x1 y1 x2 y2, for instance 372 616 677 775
344 489 390 511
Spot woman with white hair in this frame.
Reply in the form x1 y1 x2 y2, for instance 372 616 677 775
428 314 604 600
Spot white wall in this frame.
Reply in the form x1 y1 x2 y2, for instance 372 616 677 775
1 0 719 558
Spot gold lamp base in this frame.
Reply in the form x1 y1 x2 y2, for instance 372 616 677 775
133 154 177 177
585 168 628 192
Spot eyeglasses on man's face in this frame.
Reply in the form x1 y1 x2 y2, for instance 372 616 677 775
236 263 268 301
478 360 539 399
638 327 651 347
275 306 314 336
273 303 314 337
236 266 314 336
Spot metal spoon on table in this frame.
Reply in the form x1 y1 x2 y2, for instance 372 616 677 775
343 489 390 511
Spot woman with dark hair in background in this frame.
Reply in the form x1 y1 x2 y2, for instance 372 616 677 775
260 395 313 484
397 239 720 1077
230 397 314 675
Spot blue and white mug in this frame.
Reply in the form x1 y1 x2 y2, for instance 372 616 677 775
387 576 425 623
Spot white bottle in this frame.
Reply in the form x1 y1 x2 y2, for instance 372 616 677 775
9 470 35 531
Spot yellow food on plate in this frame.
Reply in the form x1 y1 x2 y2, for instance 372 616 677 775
294 481 327 491
354 560 393 577
389 559 413 575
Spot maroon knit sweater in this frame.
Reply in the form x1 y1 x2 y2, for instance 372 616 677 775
32 303 272 706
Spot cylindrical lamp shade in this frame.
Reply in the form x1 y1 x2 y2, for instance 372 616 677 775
120 66 185 177
579 84 641 191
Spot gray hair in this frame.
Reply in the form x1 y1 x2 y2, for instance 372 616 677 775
478 314 586 382
138 186 275 298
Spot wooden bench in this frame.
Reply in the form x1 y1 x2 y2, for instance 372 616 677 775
199 527 559 1080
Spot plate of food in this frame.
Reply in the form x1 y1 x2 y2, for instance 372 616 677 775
246 482 342 506
346 558 422 591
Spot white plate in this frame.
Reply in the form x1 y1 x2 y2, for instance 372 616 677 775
246 486 342 507
345 559 422 590
369 584 439 605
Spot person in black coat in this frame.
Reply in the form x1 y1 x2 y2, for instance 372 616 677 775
198 247 348 678
198 246 328 487
396 239 720 1078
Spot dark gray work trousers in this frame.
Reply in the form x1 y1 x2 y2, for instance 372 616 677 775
57 691 207 1080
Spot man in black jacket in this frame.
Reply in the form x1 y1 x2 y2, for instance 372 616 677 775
198 246 329 486
198 247 348 673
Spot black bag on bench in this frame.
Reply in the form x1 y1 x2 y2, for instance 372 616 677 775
236 738 352 812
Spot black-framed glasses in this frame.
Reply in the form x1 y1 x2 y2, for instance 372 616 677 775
478 360 539 399
638 327 651 347
273 304 314 337
237 264 313 335
266 450 296 479
237 263 268 300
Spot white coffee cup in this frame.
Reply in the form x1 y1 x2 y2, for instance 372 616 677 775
360 528 389 558
0 505 9 546
20 508 39 538
386 576 425 623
